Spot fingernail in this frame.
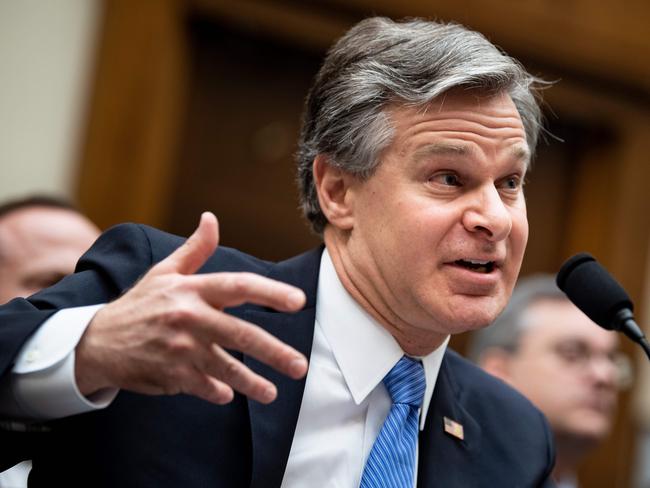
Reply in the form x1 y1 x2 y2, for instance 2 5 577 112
218 388 234 405
263 386 277 403
287 290 305 309
290 358 308 378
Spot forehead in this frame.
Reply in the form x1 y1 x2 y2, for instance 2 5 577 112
0 207 99 259
384 89 529 164
521 298 619 350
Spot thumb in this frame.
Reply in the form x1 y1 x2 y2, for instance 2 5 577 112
151 212 220 276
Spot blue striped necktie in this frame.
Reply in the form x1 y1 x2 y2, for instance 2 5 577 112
360 356 426 488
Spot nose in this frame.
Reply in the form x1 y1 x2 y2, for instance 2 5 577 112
587 355 619 388
462 185 512 241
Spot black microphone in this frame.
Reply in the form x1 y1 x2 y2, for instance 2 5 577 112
556 252 650 359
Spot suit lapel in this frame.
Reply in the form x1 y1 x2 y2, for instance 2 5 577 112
417 352 482 487
243 248 322 488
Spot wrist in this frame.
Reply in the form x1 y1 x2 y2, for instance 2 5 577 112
74 310 112 396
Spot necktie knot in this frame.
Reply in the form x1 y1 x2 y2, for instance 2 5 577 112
383 356 425 408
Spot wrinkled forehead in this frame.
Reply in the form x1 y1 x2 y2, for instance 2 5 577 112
383 90 530 166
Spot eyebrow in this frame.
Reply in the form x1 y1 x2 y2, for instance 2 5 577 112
510 145 531 168
412 143 474 162
412 143 531 168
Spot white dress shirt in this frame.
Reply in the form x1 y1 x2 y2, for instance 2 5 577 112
0 304 115 419
1 249 449 488
556 475 578 488
0 461 31 488
281 250 449 487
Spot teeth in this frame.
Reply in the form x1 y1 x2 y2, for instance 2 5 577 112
455 259 495 273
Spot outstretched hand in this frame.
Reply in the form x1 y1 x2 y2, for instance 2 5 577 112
74 212 308 405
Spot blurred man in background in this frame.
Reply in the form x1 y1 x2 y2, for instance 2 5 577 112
468 274 622 488
0 195 100 488
0 196 100 304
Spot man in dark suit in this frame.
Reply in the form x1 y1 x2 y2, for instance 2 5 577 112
0 17 555 487
0 196 100 486
468 275 620 487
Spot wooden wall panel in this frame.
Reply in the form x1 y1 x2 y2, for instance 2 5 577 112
76 0 191 229
165 19 323 259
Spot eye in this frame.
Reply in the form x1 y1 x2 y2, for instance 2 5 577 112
499 175 523 192
429 172 461 187
553 342 589 364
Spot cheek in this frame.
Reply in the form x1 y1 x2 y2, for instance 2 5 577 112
516 361 576 406
413 204 462 246
511 359 555 392
503 210 528 288
512 208 529 252
369 200 444 253
0 281 29 302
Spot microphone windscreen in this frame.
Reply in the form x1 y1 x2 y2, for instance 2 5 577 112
556 253 633 330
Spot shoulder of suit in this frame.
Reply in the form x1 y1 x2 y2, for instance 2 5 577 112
443 349 548 425
111 223 274 275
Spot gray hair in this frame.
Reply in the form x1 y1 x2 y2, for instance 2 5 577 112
297 16 546 234
466 274 568 362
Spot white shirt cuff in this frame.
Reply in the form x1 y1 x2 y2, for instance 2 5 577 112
10 304 118 419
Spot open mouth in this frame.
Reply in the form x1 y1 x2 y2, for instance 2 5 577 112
454 259 496 274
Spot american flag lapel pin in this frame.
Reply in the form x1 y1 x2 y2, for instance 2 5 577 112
443 416 464 440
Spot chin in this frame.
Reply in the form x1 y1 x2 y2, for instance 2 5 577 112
448 298 505 331
567 417 613 444
414 286 507 334
435 307 499 335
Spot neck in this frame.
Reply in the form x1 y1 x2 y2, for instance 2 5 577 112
552 433 594 483
324 227 447 356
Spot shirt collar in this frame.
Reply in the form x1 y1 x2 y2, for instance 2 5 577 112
316 249 449 430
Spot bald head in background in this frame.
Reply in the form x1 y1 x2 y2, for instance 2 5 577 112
0 197 100 303
0 196 100 488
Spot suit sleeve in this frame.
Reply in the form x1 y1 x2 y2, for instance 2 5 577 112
0 223 155 383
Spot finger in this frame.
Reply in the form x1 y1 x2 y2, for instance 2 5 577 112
183 368 235 405
190 272 306 312
195 344 278 404
192 308 308 380
151 212 219 276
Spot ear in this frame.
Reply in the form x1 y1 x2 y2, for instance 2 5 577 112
312 155 355 231
478 348 515 384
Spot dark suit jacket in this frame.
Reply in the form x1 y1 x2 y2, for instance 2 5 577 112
0 224 555 487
